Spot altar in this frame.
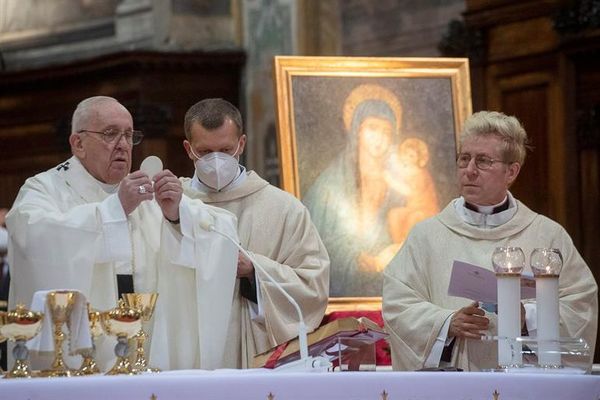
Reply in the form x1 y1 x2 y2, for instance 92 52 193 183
1 370 599 400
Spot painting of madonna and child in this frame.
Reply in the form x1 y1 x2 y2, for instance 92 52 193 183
274 57 472 300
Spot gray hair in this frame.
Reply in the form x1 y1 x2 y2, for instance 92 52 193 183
459 111 529 165
71 96 121 136
184 98 243 140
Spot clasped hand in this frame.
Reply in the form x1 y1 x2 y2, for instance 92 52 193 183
118 169 183 221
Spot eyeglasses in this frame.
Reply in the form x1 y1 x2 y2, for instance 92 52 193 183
456 153 508 170
78 129 144 145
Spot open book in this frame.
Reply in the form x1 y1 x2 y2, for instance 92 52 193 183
253 317 388 369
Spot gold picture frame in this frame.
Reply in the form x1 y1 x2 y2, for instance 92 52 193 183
273 56 472 311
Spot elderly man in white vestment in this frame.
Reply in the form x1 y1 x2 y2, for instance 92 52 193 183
6 96 239 371
383 111 598 371
180 98 330 368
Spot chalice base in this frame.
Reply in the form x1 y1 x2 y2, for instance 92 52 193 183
130 330 160 374
106 356 135 375
5 359 34 379
131 363 161 374
40 357 77 377
131 349 161 374
40 367 77 378
78 356 101 376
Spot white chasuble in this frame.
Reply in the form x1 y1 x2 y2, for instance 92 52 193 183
182 171 330 368
7 157 238 371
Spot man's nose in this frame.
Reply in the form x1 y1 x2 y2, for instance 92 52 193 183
465 158 479 175
115 132 131 149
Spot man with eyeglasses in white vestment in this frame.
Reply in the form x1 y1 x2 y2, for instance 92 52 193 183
383 111 597 371
6 96 239 371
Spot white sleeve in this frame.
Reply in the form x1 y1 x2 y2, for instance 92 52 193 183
96 193 131 263
524 303 537 335
249 256 265 323
424 314 453 368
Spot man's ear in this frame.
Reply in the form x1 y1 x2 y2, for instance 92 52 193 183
238 134 247 155
69 134 85 158
183 140 195 161
506 162 521 186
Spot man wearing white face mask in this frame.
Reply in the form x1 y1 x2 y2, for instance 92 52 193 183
190 133 242 191
181 98 330 368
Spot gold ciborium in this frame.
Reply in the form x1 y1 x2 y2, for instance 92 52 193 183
101 300 142 375
41 290 77 377
0 304 44 378
77 305 103 375
122 293 160 373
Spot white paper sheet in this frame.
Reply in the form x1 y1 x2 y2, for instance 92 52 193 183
448 260 536 304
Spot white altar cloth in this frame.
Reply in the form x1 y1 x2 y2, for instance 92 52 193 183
1 370 599 400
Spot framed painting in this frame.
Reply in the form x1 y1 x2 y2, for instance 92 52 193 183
273 56 472 311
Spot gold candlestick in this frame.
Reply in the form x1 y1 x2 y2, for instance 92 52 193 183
41 290 77 377
0 304 44 378
122 293 160 373
101 300 142 375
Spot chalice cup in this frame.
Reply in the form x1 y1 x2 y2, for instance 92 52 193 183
77 306 103 375
122 293 160 373
101 301 142 375
0 304 44 378
42 290 77 377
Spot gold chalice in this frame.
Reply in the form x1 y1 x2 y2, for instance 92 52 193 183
0 304 44 378
41 290 77 377
101 300 142 375
77 305 103 375
122 293 160 373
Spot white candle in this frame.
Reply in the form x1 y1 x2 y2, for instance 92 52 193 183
497 273 522 368
536 274 561 367
530 248 562 368
492 246 525 369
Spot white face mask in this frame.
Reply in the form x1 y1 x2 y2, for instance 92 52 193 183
190 143 240 191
